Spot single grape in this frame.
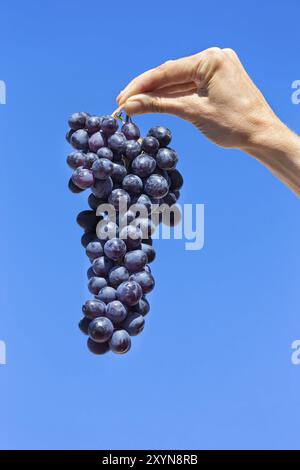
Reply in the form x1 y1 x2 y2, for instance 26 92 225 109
67 151 86 169
135 297 150 316
119 225 142 250
121 122 140 140
141 243 156 263
124 250 148 273
66 129 75 143
122 312 145 336
97 220 119 240
111 163 127 184
86 240 103 260
109 330 131 354
129 270 155 294
71 129 89 150
97 147 114 160
141 136 159 155
106 300 127 325
92 256 114 277
91 177 113 198
108 189 131 210
87 338 110 355
107 132 126 154
92 158 113 180
88 193 106 211
124 140 142 160
88 316 114 343
76 210 99 231
131 194 152 213
131 154 156 178
101 116 118 135
82 232 97 248
108 266 130 288
88 276 107 295
82 299 107 319
148 126 172 147
84 152 99 169
86 115 102 134
144 174 169 199
156 148 178 171
68 112 88 130
96 286 117 304
162 192 177 206
104 238 127 261
78 317 91 335
168 169 183 191
117 280 143 307
88 131 105 153
72 167 94 189
87 265 96 279
122 174 143 195
68 178 85 193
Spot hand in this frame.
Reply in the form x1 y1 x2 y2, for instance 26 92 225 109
116 48 300 196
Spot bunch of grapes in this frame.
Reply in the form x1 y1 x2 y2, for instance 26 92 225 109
66 111 183 355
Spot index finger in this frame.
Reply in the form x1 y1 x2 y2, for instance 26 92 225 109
117 54 200 106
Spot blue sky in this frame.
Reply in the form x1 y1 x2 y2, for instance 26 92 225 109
0 0 300 450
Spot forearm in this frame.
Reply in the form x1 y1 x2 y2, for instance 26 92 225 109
243 120 300 197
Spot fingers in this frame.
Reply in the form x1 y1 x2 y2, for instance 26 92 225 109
117 55 199 106
155 81 197 95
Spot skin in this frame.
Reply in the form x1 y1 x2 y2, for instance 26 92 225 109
116 47 300 197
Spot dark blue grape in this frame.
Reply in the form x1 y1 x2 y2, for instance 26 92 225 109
121 122 140 140
97 221 119 240
68 178 85 193
72 167 94 189
76 210 99 231
106 300 127 325
141 136 159 155
86 241 103 260
92 256 114 277
91 177 113 198
82 299 106 319
133 217 156 238
144 174 169 199
129 270 155 294
117 280 143 307
108 266 130 288
107 132 126 154
156 147 178 171
84 152 99 169
88 316 114 343
66 129 75 143
141 243 156 263
88 276 107 295
96 286 117 304
68 112 88 130
82 232 97 248
87 338 110 355
162 192 177 206
124 140 142 160
88 193 106 210
131 154 156 178
97 147 114 160
168 169 183 191
86 115 102 134
122 174 143 195
111 163 127 184
135 297 150 316
108 189 131 210
122 312 145 336
104 238 127 261
71 129 89 150
131 194 152 213
119 225 142 250
148 126 172 147
92 158 113 180
88 132 105 153
109 330 131 354
101 116 118 135
79 316 91 335
67 151 86 169
124 250 147 273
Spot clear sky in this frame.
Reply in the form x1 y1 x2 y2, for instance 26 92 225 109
0 0 300 450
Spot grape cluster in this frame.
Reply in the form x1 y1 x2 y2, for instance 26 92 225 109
66 111 183 355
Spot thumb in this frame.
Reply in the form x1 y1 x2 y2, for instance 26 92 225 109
123 92 186 118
